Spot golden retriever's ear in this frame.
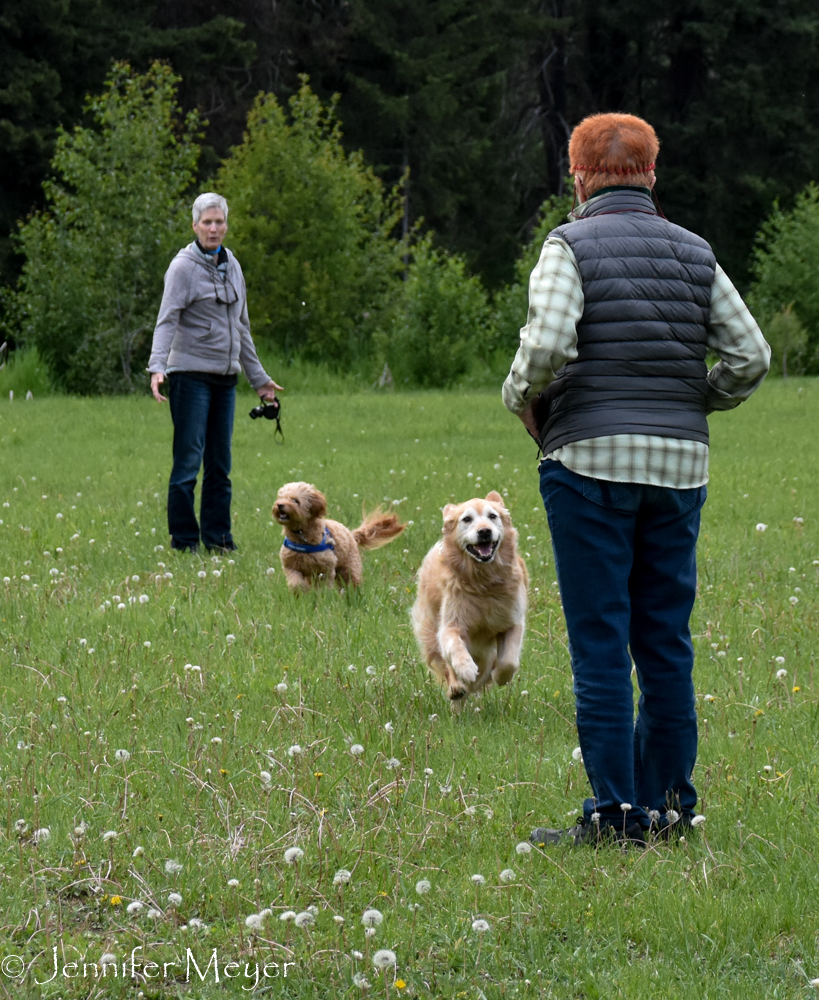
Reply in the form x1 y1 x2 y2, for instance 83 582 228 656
485 490 503 503
308 487 327 519
441 504 457 534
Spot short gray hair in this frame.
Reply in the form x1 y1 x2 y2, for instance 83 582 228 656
192 192 228 225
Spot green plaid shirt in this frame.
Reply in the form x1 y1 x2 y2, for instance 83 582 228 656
502 232 771 488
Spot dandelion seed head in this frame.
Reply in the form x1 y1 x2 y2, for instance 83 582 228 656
470 874 486 886
666 810 680 824
776 668 788 679
102 830 118 842
164 859 183 875
114 748 130 762
284 846 304 864
384 721 394 734
499 869 516 883
372 949 397 969
227 878 240 888
127 900 145 915
334 869 352 885
415 879 431 895
350 744 364 756
168 892 183 906
280 910 297 922
691 815 706 827
294 911 315 928
620 802 632 812
472 919 490 933
33 827 50 844
288 744 302 757
515 842 532 855
361 908 383 927
571 746 583 762
245 913 264 930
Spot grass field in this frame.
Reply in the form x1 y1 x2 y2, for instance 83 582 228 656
0 382 818 999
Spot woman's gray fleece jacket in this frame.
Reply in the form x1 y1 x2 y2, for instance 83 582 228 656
148 243 271 388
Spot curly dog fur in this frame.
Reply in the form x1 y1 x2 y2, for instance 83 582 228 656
273 481 405 592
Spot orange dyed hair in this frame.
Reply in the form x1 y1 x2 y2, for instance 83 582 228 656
569 113 659 196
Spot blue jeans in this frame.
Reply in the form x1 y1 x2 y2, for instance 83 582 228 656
539 460 706 830
167 373 236 551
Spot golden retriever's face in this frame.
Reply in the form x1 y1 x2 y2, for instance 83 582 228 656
442 491 510 564
272 482 327 529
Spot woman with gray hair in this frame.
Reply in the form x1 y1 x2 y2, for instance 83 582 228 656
148 192 282 552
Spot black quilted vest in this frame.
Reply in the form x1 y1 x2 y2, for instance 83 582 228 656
536 188 716 455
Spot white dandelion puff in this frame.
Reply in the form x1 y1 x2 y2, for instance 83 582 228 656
372 949 397 969
102 830 118 842
755 523 767 532
571 746 583 762
294 911 315 928
361 908 383 927
227 878 240 888
515 842 532 855
350 744 364 756
691 814 706 827
334 915 345 924
164 859 183 875
620 802 632 812
127 901 145 915
415 879 431 895
245 913 265 930
384 721 395 734
138 594 149 604
666 810 680 824
167 892 183 906
353 972 371 989
276 682 288 694
288 744 303 757
99 953 117 966
470 874 486 886
114 749 130 762
776 668 788 680
472 919 490 933
499 869 516 883
280 910 297 922
33 827 50 844
284 846 304 864
333 869 352 886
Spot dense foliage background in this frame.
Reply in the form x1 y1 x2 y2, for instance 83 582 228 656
2 0 819 390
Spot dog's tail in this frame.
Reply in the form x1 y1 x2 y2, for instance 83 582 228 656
353 507 406 550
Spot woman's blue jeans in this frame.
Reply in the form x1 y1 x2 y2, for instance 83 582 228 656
539 459 706 830
167 373 236 551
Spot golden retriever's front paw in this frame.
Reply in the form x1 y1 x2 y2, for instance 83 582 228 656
447 681 468 701
454 661 479 685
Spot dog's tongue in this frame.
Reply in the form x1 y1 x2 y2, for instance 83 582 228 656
476 542 494 558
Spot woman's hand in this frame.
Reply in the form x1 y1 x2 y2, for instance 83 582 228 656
151 372 167 403
256 379 283 402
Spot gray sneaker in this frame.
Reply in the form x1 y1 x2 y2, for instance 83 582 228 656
530 818 646 848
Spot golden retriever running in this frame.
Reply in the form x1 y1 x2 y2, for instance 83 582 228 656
412 491 528 703
273 482 405 592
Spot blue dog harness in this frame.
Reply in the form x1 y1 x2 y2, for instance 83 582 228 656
282 527 335 554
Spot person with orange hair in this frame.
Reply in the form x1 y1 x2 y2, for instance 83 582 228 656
503 113 770 846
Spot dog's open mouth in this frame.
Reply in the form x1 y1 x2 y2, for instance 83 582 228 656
275 510 289 521
466 539 498 563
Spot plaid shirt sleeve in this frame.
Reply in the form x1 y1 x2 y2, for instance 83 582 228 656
706 264 771 411
502 237 584 415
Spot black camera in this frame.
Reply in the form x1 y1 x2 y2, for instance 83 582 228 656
249 398 284 442
249 399 280 420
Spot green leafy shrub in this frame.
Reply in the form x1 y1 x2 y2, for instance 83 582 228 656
0 347 53 398
749 184 819 364
9 63 199 394
380 237 492 388
218 81 406 369
764 304 809 377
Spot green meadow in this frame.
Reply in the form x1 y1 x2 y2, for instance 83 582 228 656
0 382 818 999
